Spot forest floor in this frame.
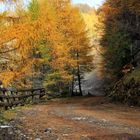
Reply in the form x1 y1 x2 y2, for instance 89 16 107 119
1 97 140 140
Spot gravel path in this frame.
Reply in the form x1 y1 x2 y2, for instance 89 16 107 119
50 107 140 136
1 97 140 140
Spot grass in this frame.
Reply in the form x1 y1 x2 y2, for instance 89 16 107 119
0 105 31 124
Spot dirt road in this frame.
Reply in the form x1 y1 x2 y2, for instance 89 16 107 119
11 97 140 140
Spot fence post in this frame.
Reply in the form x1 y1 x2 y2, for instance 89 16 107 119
31 90 34 102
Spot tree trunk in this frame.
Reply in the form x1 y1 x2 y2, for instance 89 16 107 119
76 52 82 96
77 64 82 96
71 75 75 96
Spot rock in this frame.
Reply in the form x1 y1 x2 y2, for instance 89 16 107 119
62 134 69 136
0 125 11 128
0 125 15 140
44 128 52 133
16 129 21 134
72 117 86 121
102 119 107 122
35 138 41 140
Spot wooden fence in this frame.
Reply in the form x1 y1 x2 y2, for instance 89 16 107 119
0 88 46 110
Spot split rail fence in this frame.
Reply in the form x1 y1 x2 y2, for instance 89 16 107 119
0 88 46 110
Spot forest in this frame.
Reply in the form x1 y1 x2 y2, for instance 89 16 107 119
0 0 140 139
0 0 139 104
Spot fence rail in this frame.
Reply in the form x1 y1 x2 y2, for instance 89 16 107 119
0 88 46 110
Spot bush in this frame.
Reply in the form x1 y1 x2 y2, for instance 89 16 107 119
108 78 140 106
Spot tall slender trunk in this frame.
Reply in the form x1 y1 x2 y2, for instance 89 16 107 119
71 75 74 96
77 64 82 96
76 52 82 96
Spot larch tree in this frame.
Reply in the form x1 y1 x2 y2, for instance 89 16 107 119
0 0 93 96
0 0 63 87
52 0 93 95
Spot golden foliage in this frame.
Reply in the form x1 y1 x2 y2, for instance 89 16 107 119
0 0 93 87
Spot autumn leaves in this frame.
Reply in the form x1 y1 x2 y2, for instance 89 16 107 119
0 0 93 91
